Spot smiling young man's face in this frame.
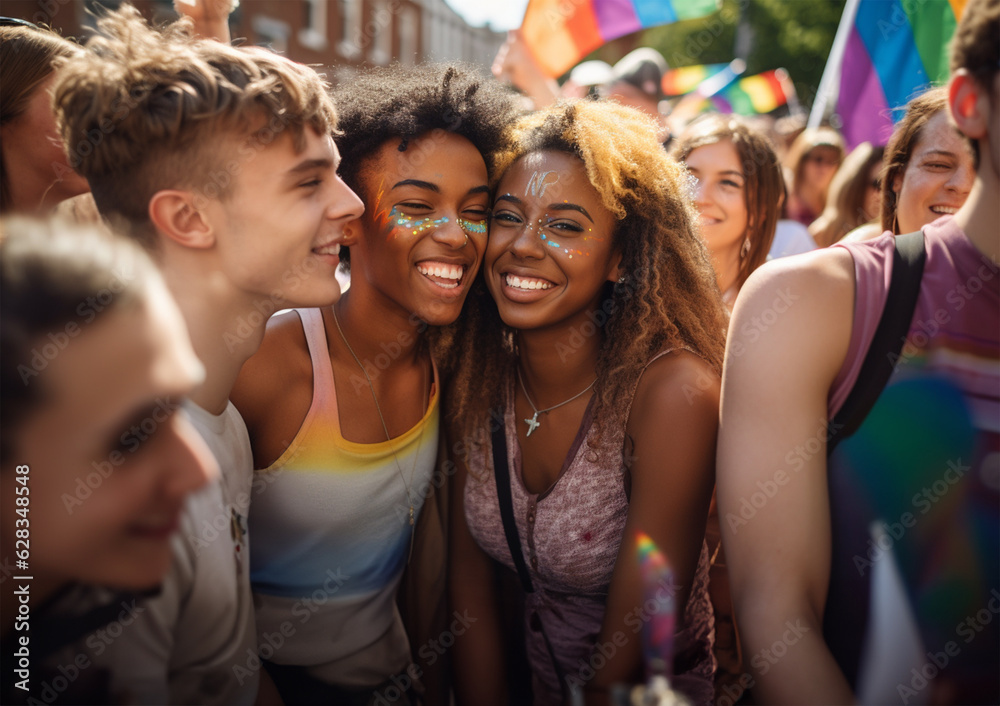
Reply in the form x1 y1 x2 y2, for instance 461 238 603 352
346 131 491 326
486 150 620 333
3 279 217 593
205 126 365 309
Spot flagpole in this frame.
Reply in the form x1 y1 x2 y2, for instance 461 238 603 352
808 0 862 129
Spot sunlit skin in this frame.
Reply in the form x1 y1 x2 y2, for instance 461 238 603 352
347 132 491 328
486 150 619 334
0 281 217 632
683 139 749 295
453 147 720 706
159 127 365 415
893 110 975 234
203 128 365 310
233 131 492 470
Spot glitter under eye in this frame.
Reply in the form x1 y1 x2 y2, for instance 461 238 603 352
392 209 450 236
458 218 487 234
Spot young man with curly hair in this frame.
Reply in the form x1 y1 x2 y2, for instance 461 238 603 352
718 0 999 702
51 5 363 703
231 63 517 705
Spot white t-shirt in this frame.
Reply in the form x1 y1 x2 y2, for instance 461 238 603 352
769 219 818 259
81 401 259 705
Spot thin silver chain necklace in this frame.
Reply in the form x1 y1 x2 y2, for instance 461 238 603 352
332 307 425 559
517 370 596 437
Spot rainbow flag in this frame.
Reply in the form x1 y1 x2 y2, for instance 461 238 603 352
661 63 729 96
831 0 965 147
521 0 721 78
713 69 793 115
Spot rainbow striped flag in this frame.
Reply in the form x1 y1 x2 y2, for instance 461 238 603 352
661 63 729 96
521 0 721 78
713 69 794 115
825 0 965 147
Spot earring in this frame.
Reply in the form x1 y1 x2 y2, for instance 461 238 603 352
740 236 751 259
618 275 626 283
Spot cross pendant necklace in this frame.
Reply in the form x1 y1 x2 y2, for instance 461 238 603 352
517 371 597 437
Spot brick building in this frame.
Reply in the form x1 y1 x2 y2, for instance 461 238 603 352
1 0 505 84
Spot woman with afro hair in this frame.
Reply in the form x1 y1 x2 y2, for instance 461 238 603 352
231 64 517 705
447 99 727 706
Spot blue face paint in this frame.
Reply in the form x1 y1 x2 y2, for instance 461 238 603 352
458 217 487 235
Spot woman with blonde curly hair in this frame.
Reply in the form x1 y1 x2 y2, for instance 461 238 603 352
448 99 727 706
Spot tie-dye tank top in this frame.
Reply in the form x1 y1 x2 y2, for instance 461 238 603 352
248 307 439 687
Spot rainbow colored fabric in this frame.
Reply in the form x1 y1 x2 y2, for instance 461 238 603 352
713 70 791 115
660 63 728 96
636 532 676 677
837 0 966 147
522 0 720 78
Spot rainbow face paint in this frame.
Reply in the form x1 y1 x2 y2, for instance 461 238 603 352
371 180 395 238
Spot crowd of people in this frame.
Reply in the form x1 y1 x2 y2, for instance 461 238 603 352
1 0 997 704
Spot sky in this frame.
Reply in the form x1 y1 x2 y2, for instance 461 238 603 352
443 0 529 30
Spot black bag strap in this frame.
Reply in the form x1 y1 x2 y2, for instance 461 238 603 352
829 230 926 454
492 424 570 700
492 424 534 593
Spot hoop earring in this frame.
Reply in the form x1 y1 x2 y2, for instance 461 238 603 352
740 236 751 259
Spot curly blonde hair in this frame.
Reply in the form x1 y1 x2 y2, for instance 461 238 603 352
51 5 338 249
442 99 728 454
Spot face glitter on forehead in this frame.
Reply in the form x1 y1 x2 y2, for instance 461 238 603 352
525 170 559 198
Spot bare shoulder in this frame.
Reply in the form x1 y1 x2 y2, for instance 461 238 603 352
729 247 855 381
234 309 310 389
840 222 884 244
626 349 720 442
232 309 315 468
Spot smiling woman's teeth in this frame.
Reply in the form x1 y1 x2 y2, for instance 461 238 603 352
930 206 958 215
313 243 340 255
506 274 553 291
417 262 464 289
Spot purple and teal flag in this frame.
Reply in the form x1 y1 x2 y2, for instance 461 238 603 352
521 0 721 78
820 0 966 148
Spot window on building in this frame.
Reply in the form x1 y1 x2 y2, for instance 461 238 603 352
338 0 361 59
398 4 418 65
253 15 290 53
370 0 393 65
300 0 329 51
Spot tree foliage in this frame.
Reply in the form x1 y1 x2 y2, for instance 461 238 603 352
642 0 846 110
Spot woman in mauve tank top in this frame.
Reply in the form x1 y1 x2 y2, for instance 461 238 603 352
445 99 729 706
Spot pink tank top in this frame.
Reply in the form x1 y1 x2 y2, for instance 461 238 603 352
464 351 716 706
